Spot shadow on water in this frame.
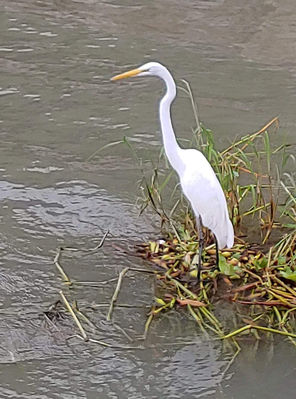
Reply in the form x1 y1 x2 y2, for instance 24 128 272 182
1 0 296 397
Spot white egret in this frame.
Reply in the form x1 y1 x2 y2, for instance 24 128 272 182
111 62 234 280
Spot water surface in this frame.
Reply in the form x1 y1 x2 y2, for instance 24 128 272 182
1 1 296 398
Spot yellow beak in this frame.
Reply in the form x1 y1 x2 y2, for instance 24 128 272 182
111 68 142 81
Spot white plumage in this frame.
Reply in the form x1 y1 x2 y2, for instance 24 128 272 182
112 62 234 277
179 149 234 248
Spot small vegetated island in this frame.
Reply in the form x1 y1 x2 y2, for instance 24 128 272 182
112 63 296 345
136 114 296 345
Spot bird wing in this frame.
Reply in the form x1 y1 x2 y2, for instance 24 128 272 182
179 149 233 248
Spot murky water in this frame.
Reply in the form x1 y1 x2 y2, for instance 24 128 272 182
1 1 296 398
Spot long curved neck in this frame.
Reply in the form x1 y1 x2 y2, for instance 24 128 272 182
159 71 184 175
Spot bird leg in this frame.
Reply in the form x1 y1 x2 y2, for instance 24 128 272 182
213 234 219 268
197 215 204 282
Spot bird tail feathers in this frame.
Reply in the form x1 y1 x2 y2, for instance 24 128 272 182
214 215 234 249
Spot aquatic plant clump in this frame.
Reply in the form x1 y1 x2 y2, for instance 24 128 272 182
137 235 296 340
51 82 296 348
136 107 296 344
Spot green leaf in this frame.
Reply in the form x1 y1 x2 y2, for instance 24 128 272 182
218 255 239 277
155 297 166 306
282 223 296 229
280 267 296 282
277 256 287 266
253 256 268 270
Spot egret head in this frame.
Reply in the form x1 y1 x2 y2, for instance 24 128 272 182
111 62 169 81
